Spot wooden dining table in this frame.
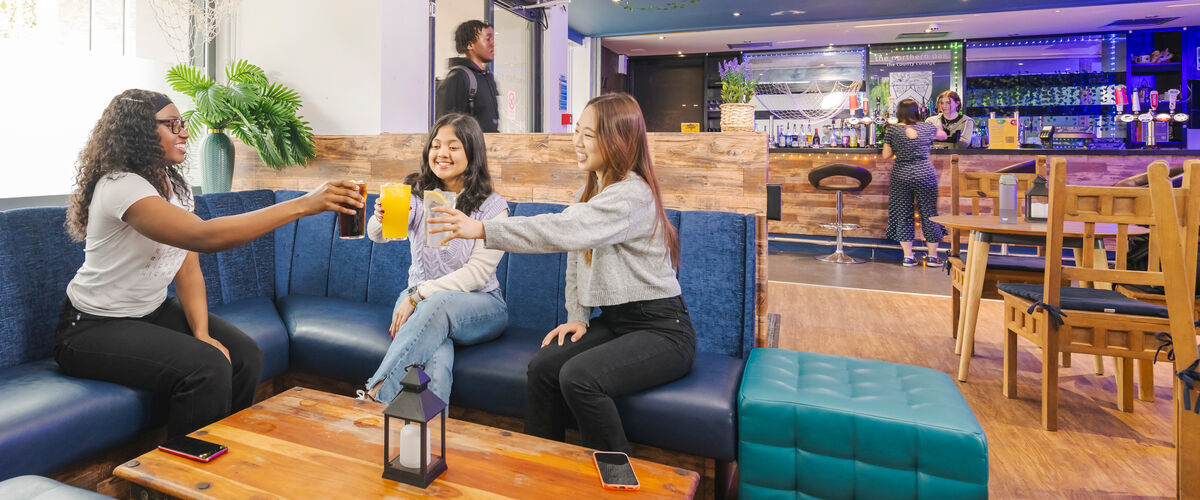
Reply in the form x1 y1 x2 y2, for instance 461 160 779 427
930 214 1149 383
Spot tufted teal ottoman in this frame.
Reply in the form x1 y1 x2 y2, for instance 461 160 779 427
738 348 988 499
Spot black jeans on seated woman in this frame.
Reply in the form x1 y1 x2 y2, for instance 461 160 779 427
525 295 696 453
54 298 263 438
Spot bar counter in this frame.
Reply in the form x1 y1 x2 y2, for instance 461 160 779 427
770 148 1200 239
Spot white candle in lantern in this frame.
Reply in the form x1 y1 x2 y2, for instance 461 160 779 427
398 423 432 469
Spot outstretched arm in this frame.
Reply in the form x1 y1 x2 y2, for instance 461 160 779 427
123 180 363 254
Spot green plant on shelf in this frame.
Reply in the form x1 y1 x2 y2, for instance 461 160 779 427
166 60 316 169
718 58 760 104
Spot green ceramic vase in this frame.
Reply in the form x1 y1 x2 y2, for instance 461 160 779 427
201 129 234 193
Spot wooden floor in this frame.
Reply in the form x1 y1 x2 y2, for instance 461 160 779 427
767 281 1175 499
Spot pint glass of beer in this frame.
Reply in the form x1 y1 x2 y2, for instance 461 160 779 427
338 180 367 239
380 183 411 240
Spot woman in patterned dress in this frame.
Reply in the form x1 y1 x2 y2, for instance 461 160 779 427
881 98 947 267
360 113 509 403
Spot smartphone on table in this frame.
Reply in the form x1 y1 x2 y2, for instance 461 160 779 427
158 435 228 463
593 451 640 491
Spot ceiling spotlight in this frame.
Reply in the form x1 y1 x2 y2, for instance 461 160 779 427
658 35 665 39
925 23 941 33
732 12 740 16
770 10 805 16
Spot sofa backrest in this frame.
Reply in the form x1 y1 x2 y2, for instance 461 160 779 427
0 207 84 368
0 190 756 368
272 191 411 306
192 190 277 305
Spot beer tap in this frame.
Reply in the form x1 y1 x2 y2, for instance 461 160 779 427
1142 90 1159 149
1167 89 1189 123
1116 85 1136 125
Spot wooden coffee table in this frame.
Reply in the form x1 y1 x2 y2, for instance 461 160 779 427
114 387 698 499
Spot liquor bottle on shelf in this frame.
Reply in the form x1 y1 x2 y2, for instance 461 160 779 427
811 124 821 147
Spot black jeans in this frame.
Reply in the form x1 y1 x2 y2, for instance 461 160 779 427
525 295 696 453
54 298 263 438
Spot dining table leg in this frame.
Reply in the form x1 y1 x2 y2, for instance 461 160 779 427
957 231 989 382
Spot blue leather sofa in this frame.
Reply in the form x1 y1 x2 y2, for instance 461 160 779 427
0 189 756 482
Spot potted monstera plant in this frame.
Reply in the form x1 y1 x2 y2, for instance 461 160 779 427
718 58 759 132
166 60 316 193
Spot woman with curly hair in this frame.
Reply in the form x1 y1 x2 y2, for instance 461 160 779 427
56 89 362 438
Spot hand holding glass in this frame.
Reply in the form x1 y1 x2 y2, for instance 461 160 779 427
423 190 458 247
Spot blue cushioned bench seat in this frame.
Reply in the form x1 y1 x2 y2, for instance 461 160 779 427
997 283 1169 317
0 190 756 483
0 475 111 499
0 360 161 480
738 348 988 499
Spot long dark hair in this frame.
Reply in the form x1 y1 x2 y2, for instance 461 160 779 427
578 93 679 269
405 113 493 216
66 89 190 241
895 98 923 125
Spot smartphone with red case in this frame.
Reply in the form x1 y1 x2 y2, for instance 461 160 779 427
593 451 640 491
157 435 228 463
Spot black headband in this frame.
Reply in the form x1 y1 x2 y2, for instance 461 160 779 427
121 92 174 112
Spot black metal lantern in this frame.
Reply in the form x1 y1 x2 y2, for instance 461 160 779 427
1025 174 1050 222
382 364 447 488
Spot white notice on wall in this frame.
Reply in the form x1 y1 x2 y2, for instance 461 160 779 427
889 71 934 108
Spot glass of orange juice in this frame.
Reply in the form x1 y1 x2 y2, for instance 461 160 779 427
380 183 411 240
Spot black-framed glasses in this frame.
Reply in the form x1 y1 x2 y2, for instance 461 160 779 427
156 118 188 134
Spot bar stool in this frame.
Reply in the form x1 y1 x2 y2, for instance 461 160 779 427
809 164 872 264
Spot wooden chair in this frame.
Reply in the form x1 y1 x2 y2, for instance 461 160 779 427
1108 161 1200 402
948 156 1049 340
997 159 1199 433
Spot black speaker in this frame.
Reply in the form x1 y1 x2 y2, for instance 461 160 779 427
767 184 782 221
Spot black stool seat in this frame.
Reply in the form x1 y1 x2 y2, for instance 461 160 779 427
809 164 872 192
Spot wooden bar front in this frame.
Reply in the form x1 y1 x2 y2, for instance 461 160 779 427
230 132 771 344
769 149 1200 239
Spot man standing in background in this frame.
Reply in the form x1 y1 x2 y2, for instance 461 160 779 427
436 20 500 132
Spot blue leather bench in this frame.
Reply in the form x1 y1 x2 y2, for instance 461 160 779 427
0 189 756 482
738 348 988 499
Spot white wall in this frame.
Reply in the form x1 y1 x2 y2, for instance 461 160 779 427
230 0 383 135
382 0 432 133
568 37 592 128
541 4 570 133
0 0 191 199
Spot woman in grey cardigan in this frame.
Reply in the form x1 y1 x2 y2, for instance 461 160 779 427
430 93 695 453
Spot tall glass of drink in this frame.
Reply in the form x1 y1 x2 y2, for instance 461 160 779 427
424 189 458 247
338 180 367 239
380 183 411 240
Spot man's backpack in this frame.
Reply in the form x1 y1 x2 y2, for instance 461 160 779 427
446 65 477 114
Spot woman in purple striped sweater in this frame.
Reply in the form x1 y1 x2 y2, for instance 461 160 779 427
358 113 509 404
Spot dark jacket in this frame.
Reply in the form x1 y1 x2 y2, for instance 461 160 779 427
435 57 500 133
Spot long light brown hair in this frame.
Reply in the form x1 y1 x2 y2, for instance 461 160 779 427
578 93 679 268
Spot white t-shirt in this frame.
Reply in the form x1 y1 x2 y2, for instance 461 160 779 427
66 172 193 317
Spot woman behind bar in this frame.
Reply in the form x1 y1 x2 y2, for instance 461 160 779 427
429 93 695 453
882 98 947 267
926 90 975 149
359 113 509 404
57 89 363 438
